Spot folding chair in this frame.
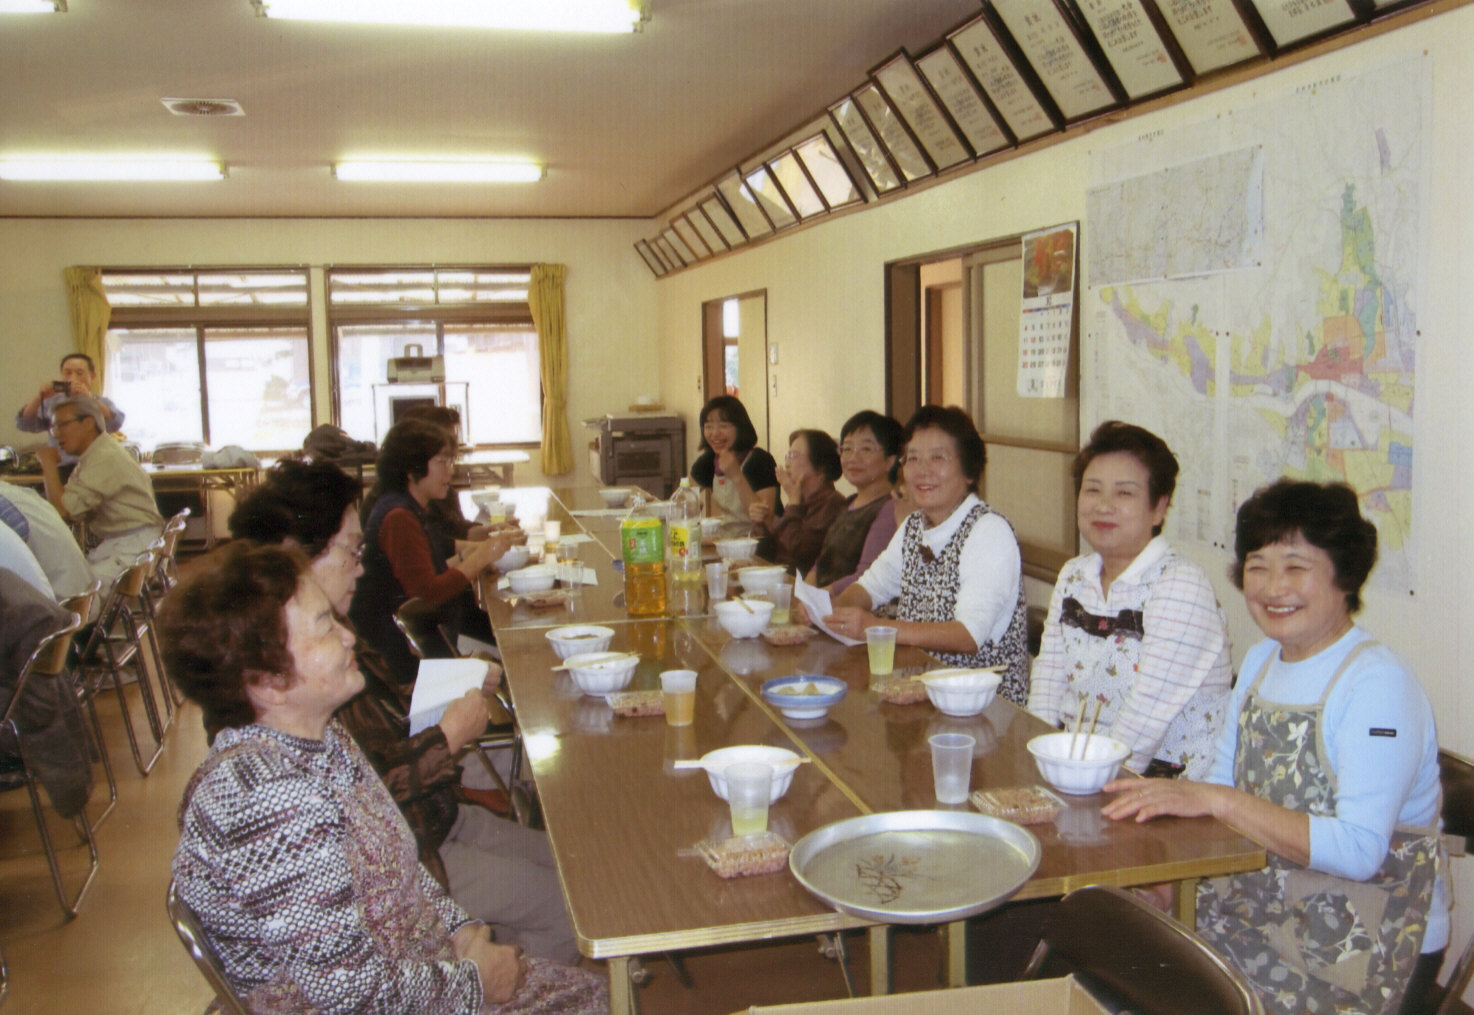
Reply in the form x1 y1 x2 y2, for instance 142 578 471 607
152 507 191 595
394 597 528 823
57 581 115 828
74 556 168 774
165 880 249 1015
1431 749 1474 1015
0 610 100 917
1021 884 1264 1015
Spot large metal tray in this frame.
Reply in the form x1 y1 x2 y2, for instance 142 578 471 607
789 810 1040 923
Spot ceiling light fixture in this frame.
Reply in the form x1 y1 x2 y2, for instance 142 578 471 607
0 158 225 181
0 0 66 11
251 0 646 33
334 160 544 183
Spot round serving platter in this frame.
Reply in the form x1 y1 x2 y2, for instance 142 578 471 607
789 810 1040 923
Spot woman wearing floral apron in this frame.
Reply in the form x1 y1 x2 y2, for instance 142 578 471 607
1104 480 1447 1015
819 405 1030 706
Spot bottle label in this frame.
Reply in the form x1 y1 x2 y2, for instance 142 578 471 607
669 523 696 561
622 518 664 564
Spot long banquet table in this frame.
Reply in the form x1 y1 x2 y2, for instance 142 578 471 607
479 485 1265 1013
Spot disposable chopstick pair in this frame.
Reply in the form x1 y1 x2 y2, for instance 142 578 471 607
1069 697 1106 759
550 651 638 671
671 757 812 772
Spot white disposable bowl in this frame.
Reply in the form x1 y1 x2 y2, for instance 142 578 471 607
508 564 556 594
715 537 758 561
599 487 631 508
714 598 775 638
699 745 801 803
494 544 531 572
545 625 615 660
736 565 785 596
470 489 503 509
700 517 722 540
922 669 1002 717
563 651 639 695
1027 732 1131 796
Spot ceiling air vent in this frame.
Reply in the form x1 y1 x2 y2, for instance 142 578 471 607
161 97 245 117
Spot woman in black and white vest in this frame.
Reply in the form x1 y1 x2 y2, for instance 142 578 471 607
819 405 1030 705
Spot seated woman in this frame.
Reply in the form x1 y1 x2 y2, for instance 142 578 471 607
1027 421 1232 779
806 410 902 591
821 405 1031 705
752 429 845 575
230 460 578 963
350 419 519 686
1104 480 1446 1015
162 544 606 1013
689 395 780 524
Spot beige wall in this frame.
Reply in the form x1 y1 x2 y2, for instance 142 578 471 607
0 216 659 480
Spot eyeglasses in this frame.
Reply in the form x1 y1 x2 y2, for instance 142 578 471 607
329 540 364 563
49 417 83 434
431 453 456 467
902 450 956 470
784 451 808 463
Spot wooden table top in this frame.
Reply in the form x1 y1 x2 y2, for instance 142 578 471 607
485 485 1265 962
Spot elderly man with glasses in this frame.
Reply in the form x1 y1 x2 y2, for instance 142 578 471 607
36 395 162 582
15 352 126 467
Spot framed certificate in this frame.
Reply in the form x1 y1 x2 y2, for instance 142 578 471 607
828 97 904 195
701 195 748 248
633 239 666 277
672 215 711 260
948 15 1059 142
743 164 799 230
915 43 1011 158
716 172 774 239
661 227 695 267
872 51 972 172
853 82 933 181
1244 0 1362 49
1152 0 1266 74
687 206 729 255
987 0 1121 122
794 132 863 210
766 151 828 218
1070 0 1189 100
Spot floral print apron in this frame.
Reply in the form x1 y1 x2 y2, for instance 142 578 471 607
896 502 1030 706
1195 642 1441 1015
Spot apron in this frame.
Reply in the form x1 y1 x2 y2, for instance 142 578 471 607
896 502 1030 706
1195 641 1441 1015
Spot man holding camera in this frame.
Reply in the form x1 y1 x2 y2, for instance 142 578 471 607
16 353 126 466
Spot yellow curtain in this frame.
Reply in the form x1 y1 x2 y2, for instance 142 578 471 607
64 267 112 388
528 263 573 475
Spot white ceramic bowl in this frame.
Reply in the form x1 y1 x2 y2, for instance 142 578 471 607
714 598 776 638
714 537 758 561
922 669 1002 717
699 745 801 803
736 565 786 596
598 487 631 508
508 564 556 594
494 544 531 572
761 675 847 720
545 625 615 660
563 651 640 696
1027 732 1131 796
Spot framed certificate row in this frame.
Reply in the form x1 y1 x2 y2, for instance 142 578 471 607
636 0 1389 276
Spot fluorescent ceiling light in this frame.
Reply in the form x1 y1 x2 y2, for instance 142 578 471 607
0 158 225 181
252 0 646 33
0 0 66 11
334 161 544 183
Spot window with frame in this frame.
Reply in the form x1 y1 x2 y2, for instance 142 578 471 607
328 267 540 446
100 270 313 454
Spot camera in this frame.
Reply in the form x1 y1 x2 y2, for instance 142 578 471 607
52 380 69 394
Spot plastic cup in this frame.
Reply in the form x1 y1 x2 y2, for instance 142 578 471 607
769 580 793 625
705 561 729 601
866 626 897 677
726 762 773 837
659 669 697 727
929 732 976 804
560 542 582 593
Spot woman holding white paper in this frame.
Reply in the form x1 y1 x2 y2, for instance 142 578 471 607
229 460 578 964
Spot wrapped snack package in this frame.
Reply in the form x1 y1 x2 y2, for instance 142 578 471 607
872 676 928 705
695 832 791 879
605 690 665 717
970 785 1066 825
761 624 817 647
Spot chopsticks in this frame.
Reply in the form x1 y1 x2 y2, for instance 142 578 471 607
1070 697 1105 759
906 665 1003 683
551 652 638 671
671 757 812 771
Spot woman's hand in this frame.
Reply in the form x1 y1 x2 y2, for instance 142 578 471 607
438 689 490 752
823 605 878 642
747 499 776 530
458 530 521 576
775 464 802 506
457 924 525 1005
480 660 504 694
1100 777 1222 823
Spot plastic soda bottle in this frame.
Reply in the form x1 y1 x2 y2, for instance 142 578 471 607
621 501 667 617
667 477 704 583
